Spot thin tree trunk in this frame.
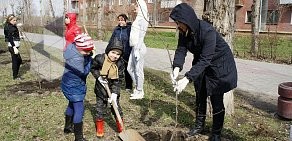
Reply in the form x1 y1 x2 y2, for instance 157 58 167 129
48 0 55 18
40 0 42 25
203 0 235 115
251 0 260 56
63 0 67 16
97 0 104 40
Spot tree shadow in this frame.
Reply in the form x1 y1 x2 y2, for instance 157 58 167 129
5 79 61 95
44 16 64 37
19 59 31 78
127 68 243 140
31 41 63 66
234 88 277 114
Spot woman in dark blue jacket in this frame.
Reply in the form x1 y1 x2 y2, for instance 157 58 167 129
61 33 94 141
107 14 133 91
169 3 237 141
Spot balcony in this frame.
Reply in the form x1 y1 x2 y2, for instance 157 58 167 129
280 0 292 4
235 0 243 7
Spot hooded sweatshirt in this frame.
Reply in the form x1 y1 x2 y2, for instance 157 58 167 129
170 3 237 95
129 0 148 53
64 13 82 50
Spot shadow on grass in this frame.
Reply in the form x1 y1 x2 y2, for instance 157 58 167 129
234 88 277 114
31 41 63 65
128 69 196 128
128 68 243 140
5 79 61 95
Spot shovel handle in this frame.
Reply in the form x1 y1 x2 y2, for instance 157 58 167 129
104 83 125 130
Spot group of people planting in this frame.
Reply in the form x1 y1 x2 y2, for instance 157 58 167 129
4 1 237 141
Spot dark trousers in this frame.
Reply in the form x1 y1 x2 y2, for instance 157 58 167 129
65 101 84 123
195 76 225 134
124 61 133 89
95 96 123 120
195 83 225 115
8 47 22 79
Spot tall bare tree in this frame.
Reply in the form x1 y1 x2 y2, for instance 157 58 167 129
40 0 43 25
203 0 235 115
63 0 67 15
251 0 260 56
23 0 32 24
97 0 104 40
48 0 55 18
10 3 15 15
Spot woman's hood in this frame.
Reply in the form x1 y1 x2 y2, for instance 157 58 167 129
170 3 199 33
136 0 148 19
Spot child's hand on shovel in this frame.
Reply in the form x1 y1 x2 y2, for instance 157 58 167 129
108 93 118 107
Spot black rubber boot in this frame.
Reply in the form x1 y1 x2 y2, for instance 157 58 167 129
188 93 207 137
74 122 87 141
187 115 206 136
209 134 221 141
64 115 74 134
209 110 225 141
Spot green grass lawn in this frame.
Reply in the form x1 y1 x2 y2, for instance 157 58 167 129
0 37 290 141
233 34 292 64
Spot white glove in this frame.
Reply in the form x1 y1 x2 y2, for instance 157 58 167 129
170 67 180 85
98 76 108 87
108 93 118 107
134 49 140 61
174 77 189 94
92 46 97 58
13 47 19 54
16 23 23 27
20 35 25 39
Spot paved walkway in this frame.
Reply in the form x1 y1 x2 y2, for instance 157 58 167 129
1 29 292 99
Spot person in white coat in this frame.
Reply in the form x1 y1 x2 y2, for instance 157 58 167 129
128 0 149 99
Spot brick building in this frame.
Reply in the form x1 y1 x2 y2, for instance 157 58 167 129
235 0 292 33
66 0 292 33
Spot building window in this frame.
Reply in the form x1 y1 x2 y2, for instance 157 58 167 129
266 10 279 24
109 0 114 6
148 0 153 3
149 13 153 21
119 0 123 5
245 11 252 23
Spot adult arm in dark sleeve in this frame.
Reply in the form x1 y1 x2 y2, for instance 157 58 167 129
172 33 188 71
185 29 216 82
106 28 118 50
5 25 16 47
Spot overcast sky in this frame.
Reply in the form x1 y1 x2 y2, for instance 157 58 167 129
0 0 64 17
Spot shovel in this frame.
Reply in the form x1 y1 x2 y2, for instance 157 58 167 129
104 83 146 141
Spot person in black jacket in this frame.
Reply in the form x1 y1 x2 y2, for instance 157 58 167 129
107 14 133 92
90 38 125 138
169 3 237 141
4 14 22 80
